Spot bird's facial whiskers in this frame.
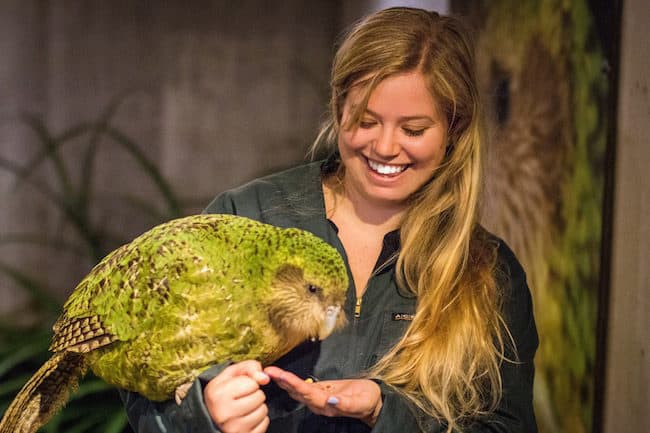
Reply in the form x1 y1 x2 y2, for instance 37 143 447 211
318 305 344 340
267 264 347 350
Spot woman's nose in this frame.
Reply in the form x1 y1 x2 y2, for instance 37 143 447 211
371 127 400 158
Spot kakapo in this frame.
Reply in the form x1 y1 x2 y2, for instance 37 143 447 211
0 214 348 433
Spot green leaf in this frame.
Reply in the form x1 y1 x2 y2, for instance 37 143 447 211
44 409 105 433
0 334 51 377
0 157 92 251
78 91 133 215
0 373 32 397
0 156 61 202
95 191 168 222
12 121 89 193
19 113 74 198
104 126 182 218
102 409 130 433
70 379 113 400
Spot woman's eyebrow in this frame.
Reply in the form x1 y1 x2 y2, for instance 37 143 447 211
364 108 435 123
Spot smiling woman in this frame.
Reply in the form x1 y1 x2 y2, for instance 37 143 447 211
336 71 448 208
121 7 538 433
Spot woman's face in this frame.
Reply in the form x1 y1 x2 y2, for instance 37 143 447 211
337 71 448 208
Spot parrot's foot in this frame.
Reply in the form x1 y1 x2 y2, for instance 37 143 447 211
175 382 193 405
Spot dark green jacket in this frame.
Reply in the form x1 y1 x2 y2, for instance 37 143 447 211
121 161 538 433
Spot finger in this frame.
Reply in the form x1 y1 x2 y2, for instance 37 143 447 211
303 393 361 419
234 388 267 413
235 360 271 385
331 395 383 427
263 365 291 386
215 360 270 386
263 365 285 378
323 393 348 415
267 369 315 396
251 416 270 433
279 380 331 410
209 388 266 426
265 367 340 414
323 380 383 425
220 378 266 406
222 398 269 432
204 375 262 414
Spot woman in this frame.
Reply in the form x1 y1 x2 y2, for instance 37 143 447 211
122 7 538 433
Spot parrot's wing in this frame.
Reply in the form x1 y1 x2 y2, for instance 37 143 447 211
49 216 240 353
49 240 173 353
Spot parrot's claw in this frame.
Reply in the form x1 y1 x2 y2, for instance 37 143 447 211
175 382 193 405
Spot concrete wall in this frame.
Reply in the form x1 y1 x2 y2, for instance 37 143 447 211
603 0 650 431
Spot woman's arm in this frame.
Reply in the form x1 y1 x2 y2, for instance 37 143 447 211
120 364 228 433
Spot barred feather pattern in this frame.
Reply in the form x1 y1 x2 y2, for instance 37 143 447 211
50 315 117 353
0 352 88 433
0 214 349 433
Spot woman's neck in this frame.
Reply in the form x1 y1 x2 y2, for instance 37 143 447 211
323 179 405 234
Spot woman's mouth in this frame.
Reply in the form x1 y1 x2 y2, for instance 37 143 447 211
366 158 409 176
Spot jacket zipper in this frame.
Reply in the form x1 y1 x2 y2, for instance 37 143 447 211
354 297 362 319
354 253 397 320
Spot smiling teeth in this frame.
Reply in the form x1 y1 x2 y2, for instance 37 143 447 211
367 159 407 175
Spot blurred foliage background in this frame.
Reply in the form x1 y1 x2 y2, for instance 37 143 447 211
0 102 183 431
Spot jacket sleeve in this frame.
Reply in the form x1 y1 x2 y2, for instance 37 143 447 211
120 192 240 433
120 365 228 433
371 241 539 433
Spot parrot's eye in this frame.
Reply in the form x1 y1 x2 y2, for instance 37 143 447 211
307 284 320 294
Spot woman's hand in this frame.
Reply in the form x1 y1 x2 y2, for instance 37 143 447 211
203 360 271 433
264 366 383 427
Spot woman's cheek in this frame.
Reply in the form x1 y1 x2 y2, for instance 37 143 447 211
340 129 373 151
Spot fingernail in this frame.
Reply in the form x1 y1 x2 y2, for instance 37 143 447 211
327 396 339 405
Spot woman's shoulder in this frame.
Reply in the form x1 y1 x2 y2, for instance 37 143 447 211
472 225 532 320
216 161 321 198
475 225 538 356
203 160 324 222
473 225 525 285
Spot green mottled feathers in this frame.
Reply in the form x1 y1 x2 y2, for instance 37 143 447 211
0 214 347 433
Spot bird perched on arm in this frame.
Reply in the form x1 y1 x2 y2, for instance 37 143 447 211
0 214 348 433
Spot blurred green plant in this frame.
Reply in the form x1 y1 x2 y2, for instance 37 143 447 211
0 96 183 433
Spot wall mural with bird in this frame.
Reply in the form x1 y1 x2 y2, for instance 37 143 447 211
454 0 610 432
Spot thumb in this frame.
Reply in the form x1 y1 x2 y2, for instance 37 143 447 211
219 360 270 385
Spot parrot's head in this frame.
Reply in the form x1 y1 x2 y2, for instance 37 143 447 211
265 228 348 348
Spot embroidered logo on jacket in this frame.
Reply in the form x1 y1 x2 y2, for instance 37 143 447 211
391 312 415 321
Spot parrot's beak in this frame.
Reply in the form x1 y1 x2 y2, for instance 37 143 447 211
318 305 342 340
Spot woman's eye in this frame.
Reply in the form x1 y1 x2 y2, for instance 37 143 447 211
403 127 426 137
359 120 376 129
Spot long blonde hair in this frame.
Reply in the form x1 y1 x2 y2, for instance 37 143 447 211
313 8 510 431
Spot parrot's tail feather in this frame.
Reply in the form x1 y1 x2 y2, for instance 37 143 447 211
0 351 88 433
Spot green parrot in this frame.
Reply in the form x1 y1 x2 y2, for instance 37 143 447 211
0 214 348 433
